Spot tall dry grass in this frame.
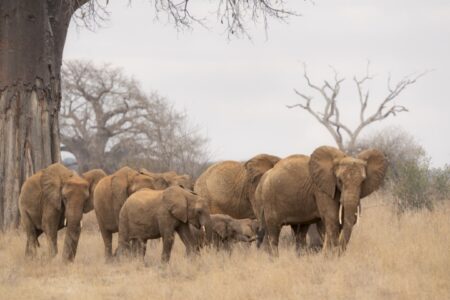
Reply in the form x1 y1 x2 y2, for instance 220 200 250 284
0 194 449 300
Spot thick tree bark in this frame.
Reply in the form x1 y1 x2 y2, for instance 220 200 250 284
0 0 72 229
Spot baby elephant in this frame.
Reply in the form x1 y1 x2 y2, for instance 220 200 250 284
193 214 258 252
116 186 212 263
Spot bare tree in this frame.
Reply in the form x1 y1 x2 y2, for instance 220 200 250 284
60 60 209 176
288 63 427 153
0 0 295 228
60 60 148 172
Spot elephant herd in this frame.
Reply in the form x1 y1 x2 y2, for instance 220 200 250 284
18 146 387 263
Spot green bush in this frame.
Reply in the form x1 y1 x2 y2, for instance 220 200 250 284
429 166 450 201
391 161 432 213
357 127 449 214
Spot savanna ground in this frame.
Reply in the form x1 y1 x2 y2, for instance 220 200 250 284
0 194 449 300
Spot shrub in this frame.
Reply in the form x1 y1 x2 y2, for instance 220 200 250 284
356 127 449 213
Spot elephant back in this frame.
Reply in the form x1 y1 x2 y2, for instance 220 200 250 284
256 155 313 208
41 163 74 210
194 160 247 217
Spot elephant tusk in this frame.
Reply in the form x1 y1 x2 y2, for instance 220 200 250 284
338 204 343 225
80 220 83 228
64 218 67 227
201 225 206 233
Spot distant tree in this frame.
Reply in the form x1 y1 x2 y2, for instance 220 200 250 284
0 0 295 229
60 60 209 176
288 63 426 154
429 166 450 201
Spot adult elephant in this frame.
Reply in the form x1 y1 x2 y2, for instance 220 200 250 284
116 186 212 263
255 146 387 255
19 163 106 261
94 166 175 259
194 154 280 219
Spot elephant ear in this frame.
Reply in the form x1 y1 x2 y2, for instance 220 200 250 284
173 174 193 190
139 168 152 175
162 171 190 189
153 175 170 189
111 171 133 206
41 163 74 210
139 169 170 189
244 154 280 184
249 219 260 234
82 169 107 213
164 187 188 223
357 149 387 198
309 146 346 199
212 220 229 239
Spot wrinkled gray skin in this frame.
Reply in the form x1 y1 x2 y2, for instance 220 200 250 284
94 167 193 260
191 214 259 252
255 146 387 256
116 186 212 263
194 154 280 219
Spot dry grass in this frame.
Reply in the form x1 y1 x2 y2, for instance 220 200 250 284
1 195 449 300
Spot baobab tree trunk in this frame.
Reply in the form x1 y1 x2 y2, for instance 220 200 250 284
0 1 72 229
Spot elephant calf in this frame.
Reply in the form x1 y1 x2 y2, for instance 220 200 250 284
116 186 212 263
19 163 106 261
94 166 194 261
192 214 258 252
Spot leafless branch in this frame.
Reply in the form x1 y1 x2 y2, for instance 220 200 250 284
67 0 298 37
288 63 427 153
60 60 209 175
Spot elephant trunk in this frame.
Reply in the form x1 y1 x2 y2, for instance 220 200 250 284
62 215 82 262
199 213 213 246
338 189 360 253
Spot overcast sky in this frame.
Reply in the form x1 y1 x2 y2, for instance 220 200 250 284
64 0 450 167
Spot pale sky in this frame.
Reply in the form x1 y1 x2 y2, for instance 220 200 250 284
64 0 450 167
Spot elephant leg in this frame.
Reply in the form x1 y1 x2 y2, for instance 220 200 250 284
292 224 309 254
322 220 340 255
140 240 147 261
130 239 138 258
161 231 175 263
256 212 268 250
99 226 113 261
256 226 266 249
212 235 221 251
314 192 340 254
223 239 232 254
44 226 58 258
316 220 325 241
131 239 146 262
311 221 325 251
266 222 281 257
42 210 60 258
22 215 39 258
176 223 197 256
